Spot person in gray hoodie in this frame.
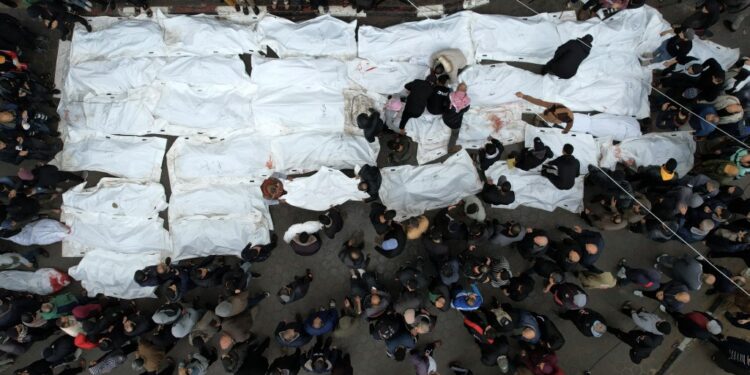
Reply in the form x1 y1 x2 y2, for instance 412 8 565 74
656 254 716 291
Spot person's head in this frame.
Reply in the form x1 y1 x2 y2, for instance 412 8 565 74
500 181 512 193
21 313 34 325
592 321 607 335
434 296 446 309
381 210 396 223
370 294 382 306
508 223 522 237
358 181 369 192
702 273 717 285
712 74 725 85
611 213 623 224
219 333 234 350
318 214 331 226
312 358 328 372
466 203 479 215
698 219 716 233
429 227 443 243
568 250 581 263
562 143 574 155
281 328 298 341
656 321 672 335
533 137 545 151
0 111 13 123
132 356 145 371
664 158 678 174
705 113 720 124
585 243 598 255
123 319 135 333
679 28 695 41
437 74 449 86
466 294 478 306
457 83 468 92
381 238 398 251
40 302 53 313
469 222 484 237
521 327 537 340
485 143 498 156
298 232 310 243
349 249 361 260
393 346 407 361
312 317 323 329
433 64 445 75
134 270 147 283
533 235 548 247
675 292 691 303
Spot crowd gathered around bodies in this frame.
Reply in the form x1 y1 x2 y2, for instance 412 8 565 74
4 1 750 375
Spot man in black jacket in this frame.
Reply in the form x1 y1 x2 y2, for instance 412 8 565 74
319 208 343 239
357 164 381 201
541 143 580 190
479 177 514 206
399 78 433 131
543 35 593 79
608 327 663 364
426 75 450 115
559 308 608 338
477 137 504 171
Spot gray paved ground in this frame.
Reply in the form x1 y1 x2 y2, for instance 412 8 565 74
2 1 750 375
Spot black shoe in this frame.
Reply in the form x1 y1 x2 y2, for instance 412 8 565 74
235 3 241 11
724 20 737 32
253 5 260 14
242 5 249 14
37 247 50 258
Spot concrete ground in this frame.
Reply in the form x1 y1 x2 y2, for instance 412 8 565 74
2 1 750 375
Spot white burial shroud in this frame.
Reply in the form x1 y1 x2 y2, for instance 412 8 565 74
283 167 369 211
485 161 585 213
599 131 697 177
60 179 170 257
257 14 357 59
379 151 483 220
68 249 161 299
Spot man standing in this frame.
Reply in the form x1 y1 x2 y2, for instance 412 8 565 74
443 83 471 154
426 75 450 115
541 144 580 190
399 78 433 132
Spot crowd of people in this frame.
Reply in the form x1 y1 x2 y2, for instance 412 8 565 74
2 1 750 375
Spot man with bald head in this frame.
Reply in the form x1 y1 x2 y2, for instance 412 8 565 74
558 225 604 274
516 227 550 260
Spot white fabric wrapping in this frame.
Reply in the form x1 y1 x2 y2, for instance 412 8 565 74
472 7 669 63
460 63 650 118
250 57 348 135
62 179 167 217
271 133 379 174
689 38 740 70
170 215 271 260
569 113 642 141
166 134 272 186
346 59 427 94
69 19 166 64
154 83 255 136
68 249 160 299
161 14 259 56
283 167 369 211
257 15 357 58
4 219 69 246
380 151 483 220
524 126 601 174
64 58 164 100
403 114 452 165
158 55 251 86
485 162 584 213
460 64 544 108
284 221 324 242
73 88 161 135
599 131 696 176
52 130 166 181
61 208 171 257
458 107 528 149
0 269 69 295
169 181 271 225
358 12 475 65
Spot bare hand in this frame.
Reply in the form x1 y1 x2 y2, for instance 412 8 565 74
515 92 524 98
